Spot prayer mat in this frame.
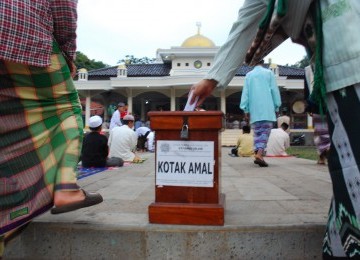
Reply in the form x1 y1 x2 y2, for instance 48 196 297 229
265 155 294 157
77 167 108 180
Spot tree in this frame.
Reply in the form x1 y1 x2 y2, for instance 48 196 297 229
118 55 156 65
291 55 310 68
75 51 109 71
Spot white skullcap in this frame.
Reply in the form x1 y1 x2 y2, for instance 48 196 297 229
123 114 134 121
89 115 103 128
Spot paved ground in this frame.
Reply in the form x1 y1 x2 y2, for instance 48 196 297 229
5 147 333 259
34 147 332 228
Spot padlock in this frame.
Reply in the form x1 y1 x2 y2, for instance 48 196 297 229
180 124 189 139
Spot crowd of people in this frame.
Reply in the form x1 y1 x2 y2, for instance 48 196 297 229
80 102 155 168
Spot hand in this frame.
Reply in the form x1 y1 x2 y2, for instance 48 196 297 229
190 79 217 106
244 113 249 122
68 61 77 78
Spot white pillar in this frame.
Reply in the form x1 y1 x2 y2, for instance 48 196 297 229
103 100 108 122
127 88 133 114
307 114 313 129
85 93 91 128
170 87 176 111
141 98 146 121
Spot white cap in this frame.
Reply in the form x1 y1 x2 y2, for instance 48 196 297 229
123 114 134 121
89 115 103 128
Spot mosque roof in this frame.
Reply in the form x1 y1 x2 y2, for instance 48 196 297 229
181 34 216 48
83 64 304 80
181 22 216 48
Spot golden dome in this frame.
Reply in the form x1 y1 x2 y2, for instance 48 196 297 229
181 34 215 48
78 68 87 73
181 22 215 48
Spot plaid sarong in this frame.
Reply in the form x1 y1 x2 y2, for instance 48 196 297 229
0 43 83 235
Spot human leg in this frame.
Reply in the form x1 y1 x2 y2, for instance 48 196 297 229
252 121 272 166
322 86 360 257
0 46 102 236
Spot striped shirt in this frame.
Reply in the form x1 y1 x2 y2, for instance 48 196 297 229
0 0 77 67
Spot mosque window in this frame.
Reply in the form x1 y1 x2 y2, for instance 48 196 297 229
177 63 181 67
207 62 211 66
194 60 202 69
185 63 189 66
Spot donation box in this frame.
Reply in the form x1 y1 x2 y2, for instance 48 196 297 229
148 111 225 225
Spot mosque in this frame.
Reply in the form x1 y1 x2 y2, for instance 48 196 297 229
75 24 310 135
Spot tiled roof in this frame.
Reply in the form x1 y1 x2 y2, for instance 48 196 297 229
127 63 172 77
85 63 304 80
235 64 304 79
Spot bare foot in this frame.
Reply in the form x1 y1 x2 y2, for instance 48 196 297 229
54 190 86 207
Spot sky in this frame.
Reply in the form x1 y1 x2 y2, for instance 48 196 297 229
77 0 306 66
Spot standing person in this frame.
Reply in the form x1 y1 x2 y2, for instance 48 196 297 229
266 123 290 156
0 0 103 250
305 65 330 165
240 60 281 167
108 115 142 162
189 0 360 257
312 113 330 165
109 102 127 130
81 116 124 168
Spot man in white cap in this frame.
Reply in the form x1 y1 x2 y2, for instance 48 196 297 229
108 114 142 162
109 102 127 130
81 115 124 167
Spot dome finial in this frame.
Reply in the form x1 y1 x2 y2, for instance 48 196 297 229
196 21 201 35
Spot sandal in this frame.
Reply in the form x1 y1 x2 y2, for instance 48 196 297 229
51 189 103 214
254 158 269 167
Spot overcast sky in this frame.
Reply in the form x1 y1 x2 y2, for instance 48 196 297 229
77 0 306 66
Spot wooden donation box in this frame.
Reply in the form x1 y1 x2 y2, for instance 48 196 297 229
148 111 225 226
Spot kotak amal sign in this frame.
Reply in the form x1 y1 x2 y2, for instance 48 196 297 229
156 140 214 187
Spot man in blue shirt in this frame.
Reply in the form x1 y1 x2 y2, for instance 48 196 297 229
240 60 281 167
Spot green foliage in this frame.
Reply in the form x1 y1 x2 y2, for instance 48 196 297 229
287 146 318 161
291 55 310 68
118 55 156 65
75 51 109 71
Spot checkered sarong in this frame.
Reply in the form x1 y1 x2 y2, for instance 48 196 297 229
0 43 83 235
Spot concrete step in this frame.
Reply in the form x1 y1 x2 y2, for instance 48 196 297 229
5 222 324 259
4 149 331 259
221 129 242 147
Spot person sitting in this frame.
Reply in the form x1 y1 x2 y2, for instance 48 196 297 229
108 114 142 162
81 116 123 168
266 123 290 156
235 125 254 157
277 110 291 133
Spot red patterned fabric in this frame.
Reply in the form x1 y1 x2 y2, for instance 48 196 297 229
0 0 77 67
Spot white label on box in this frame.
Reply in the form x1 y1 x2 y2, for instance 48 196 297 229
156 140 214 187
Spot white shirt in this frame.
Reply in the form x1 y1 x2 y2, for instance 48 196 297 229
108 125 137 161
135 126 151 137
147 132 155 152
266 128 290 156
109 110 122 130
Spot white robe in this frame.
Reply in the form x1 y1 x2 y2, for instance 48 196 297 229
265 128 290 156
108 125 137 161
